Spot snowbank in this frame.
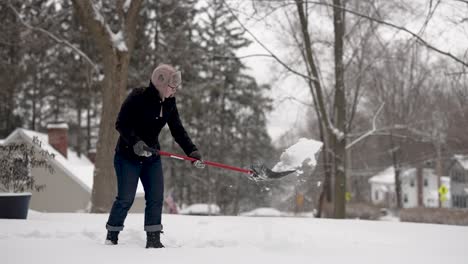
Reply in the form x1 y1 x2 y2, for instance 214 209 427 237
179 204 220 215
239 207 284 217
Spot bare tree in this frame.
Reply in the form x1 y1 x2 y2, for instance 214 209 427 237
71 0 143 212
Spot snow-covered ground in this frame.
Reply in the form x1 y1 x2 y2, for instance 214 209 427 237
2 212 468 264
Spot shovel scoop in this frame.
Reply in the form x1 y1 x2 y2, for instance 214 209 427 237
143 146 295 181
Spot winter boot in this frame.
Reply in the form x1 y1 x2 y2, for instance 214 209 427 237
145 231 164 248
105 231 119 245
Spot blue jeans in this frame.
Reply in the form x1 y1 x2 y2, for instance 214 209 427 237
106 153 164 232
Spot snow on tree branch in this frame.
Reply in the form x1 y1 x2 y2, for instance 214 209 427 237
123 0 132 13
330 124 345 141
110 31 128 52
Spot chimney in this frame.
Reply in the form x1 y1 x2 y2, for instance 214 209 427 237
87 149 96 164
47 123 68 158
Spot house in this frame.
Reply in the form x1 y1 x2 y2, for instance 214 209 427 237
369 166 451 208
346 129 437 203
1 124 147 213
449 155 468 208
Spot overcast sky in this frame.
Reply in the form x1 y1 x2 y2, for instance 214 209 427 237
232 0 468 142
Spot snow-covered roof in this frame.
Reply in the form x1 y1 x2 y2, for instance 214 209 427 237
46 123 69 129
179 203 220 215
369 166 396 184
454 155 468 170
3 128 145 196
369 166 442 185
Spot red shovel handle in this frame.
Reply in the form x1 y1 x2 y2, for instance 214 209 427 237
158 151 254 175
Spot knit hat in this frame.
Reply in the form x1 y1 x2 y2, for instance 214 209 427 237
151 64 181 99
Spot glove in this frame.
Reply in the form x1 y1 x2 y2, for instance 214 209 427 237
133 141 153 157
189 150 205 169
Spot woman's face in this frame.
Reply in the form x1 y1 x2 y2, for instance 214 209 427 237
165 71 181 98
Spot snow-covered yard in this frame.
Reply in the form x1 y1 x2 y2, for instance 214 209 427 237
2 212 467 264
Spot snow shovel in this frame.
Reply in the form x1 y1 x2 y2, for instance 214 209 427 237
143 146 296 181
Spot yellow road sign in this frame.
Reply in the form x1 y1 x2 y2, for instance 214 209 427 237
438 185 448 196
345 192 352 202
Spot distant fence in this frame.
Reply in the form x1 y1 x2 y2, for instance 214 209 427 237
400 207 468 226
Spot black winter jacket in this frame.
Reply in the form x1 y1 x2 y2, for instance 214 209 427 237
115 82 197 161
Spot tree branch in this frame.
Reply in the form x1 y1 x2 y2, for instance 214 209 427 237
309 0 468 67
8 2 99 73
250 0 468 68
221 0 317 81
70 0 113 54
346 103 386 149
124 0 143 53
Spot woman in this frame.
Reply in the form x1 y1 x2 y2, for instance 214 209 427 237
105 64 204 248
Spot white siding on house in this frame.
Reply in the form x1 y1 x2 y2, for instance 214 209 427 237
400 169 442 208
369 167 451 209
30 166 90 212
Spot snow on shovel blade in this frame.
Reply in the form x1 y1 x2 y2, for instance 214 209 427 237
249 164 296 181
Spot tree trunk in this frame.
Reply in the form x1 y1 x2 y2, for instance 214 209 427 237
71 0 143 213
390 132 402 209
86 69 92 153
332 0 347 219
416 166 423 207
91 51 130 212
32 74 38 131
77 103 82 157
295 0 334 217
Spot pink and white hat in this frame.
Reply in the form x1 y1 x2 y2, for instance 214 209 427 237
151 64 182 99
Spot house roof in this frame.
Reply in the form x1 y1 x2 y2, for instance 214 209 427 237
454 155 468 170
369 166 449 185
3 128 145 196
368 166 396 184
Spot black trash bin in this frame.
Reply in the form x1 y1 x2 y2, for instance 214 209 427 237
0 193 32 219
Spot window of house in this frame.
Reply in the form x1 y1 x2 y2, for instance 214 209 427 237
424 178 428 187
453 195 467 208
375 191 379 200
453 171 459 182
404 194 408 203
453 195 460 208
410 179 415 187
453 170 466 183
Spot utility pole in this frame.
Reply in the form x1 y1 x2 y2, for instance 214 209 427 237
436 133 442 208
